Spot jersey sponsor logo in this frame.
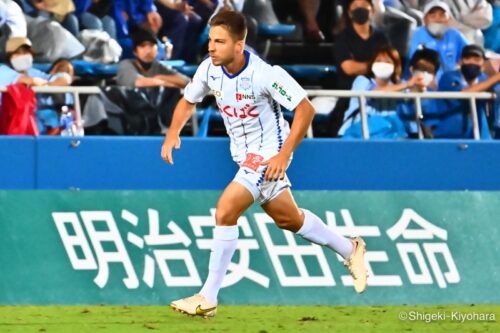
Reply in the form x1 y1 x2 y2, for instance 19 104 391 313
209 75 220 81
217 103 259 119
271 81 292 102
211 89 223 98
235 93 256 101
239 77 251 90
242 153 264 171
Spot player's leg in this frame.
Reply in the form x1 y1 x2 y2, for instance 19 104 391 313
171 181 254 317
199 182 254 302
261 188 368 293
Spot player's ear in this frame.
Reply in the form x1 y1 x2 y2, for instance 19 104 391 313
235 40 244 54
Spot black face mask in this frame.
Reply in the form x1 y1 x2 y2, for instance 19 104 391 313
460 64 481 81
137 59 153 71
351 8 370 25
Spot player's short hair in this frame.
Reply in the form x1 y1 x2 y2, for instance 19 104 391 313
210 10 247 41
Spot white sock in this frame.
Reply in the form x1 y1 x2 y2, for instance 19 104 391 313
297 209 353 259
199 225 239 304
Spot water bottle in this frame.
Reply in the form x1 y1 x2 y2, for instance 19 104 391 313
60 106 78 136
162 36 174 60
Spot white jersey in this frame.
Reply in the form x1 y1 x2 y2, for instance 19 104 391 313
184 50 307 164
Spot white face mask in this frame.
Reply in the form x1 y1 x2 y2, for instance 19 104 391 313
427 22 448 38
371 62 395 80
11 54 33 72
415 70 435 86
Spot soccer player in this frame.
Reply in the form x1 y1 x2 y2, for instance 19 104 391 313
160 10 368 318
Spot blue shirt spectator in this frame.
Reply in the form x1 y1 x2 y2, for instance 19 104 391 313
112 0 162 59
437 70 491 138
398 48 442 137
1 37 74 133
340 47 409 139
436 45 499 139
408 1 469 81
113 0 158 38
73 0 116 39
73 0 93 16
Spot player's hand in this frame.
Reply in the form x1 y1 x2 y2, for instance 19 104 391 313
261 152 290 181
161 134 181 165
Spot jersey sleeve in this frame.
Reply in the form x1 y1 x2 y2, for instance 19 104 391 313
183 59 211 104
264 65 307 111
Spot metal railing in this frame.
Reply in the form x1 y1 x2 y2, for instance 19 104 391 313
306 90 496 140
0 86 495 140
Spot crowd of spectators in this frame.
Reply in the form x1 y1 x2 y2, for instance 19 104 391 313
0 0 499 138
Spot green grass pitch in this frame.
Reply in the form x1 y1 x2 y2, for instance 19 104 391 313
1 305 498 332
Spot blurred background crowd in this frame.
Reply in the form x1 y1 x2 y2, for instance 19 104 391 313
0 0 499 139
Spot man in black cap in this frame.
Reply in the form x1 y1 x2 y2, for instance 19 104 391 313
108 28 190 133
434 44 500 139
116 28 189 89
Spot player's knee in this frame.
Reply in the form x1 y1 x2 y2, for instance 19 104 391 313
215 207 238 226
274 215 301 232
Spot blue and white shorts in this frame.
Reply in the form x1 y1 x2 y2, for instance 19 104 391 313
232 152 292 205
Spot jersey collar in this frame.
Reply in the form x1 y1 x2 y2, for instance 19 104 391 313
222 50 250 79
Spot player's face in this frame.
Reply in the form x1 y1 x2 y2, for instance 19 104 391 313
134 41 158 63
208 25 244 66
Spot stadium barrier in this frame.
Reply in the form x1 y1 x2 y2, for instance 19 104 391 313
1 189 499 305
0 86 495 139
1 137 499 304
2 137 500 190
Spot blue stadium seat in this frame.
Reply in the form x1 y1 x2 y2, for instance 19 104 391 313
72 60 117 76
15 59 189 78
281 65 336 79
176 65 198 77
258 24 296 37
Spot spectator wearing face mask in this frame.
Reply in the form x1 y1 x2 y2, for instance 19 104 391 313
0 36 72 88
338 46 414 138
397 47 442 137
0 36 73 133
116 28 189 88
408 0 470 81
330 0 390 136
436 44 499 138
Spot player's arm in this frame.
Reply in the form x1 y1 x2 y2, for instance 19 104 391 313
280 97 315 156
160 59 209 164
161 97 196 164
261 65 313 180
263 97 315 181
